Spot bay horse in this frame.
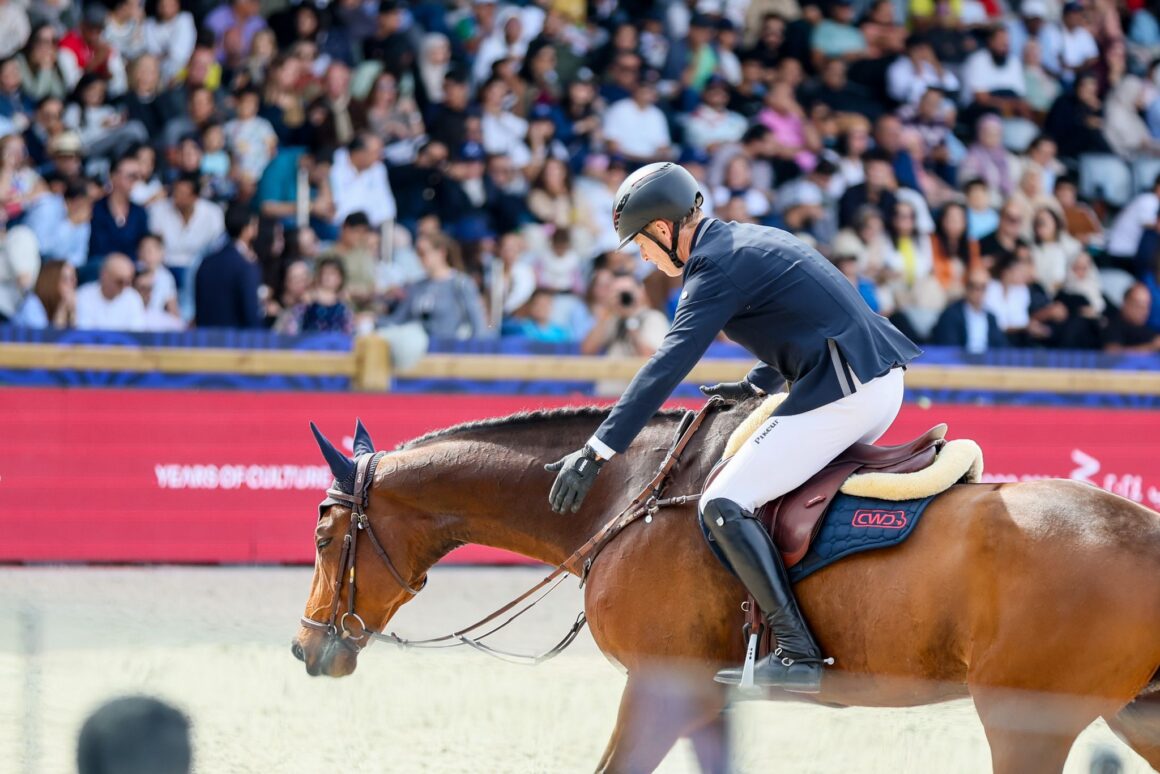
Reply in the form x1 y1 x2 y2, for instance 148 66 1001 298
292 400 1160 774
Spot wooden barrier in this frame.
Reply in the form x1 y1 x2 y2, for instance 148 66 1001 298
0 340 1157 396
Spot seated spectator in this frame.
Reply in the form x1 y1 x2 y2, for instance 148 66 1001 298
148 173 226 272
255 144 336 236
1054 175 1103 246
888 33 960 105
1104 68 1160 160
223 85 277 189
194 204 262 329
684 77 748 154
758 79 816 175
63 74 148 168
192 128 233 202
582 270 668 395
259 54 306 145
19 26 67 103
557 69 604 166
12 258 76 328
1102 282 1160 353
361 71 424 154
0 133 45 219
43 130 84 186
76 252 145 330
983 245 1040 344
136 233 178 319
838 148 897 229
144 0 197 85
0 221 38 321
384 230 490 339
602 76 673 165
23 95 64 169
438 142 496 242
776 160 839 247
831 251 879 312
960 26 1033 129
26 178 91 268
1042 2 1099 83
330 132 396 228
502 287 571 342
1106 176 1160 268
119 55 178 140
527 157 574 231
662 13 717 97
859 0 907 59
479 77 527 162
931 268 1008 352
713 154 772 221
1045 71 1112 161
161 87 219 154
932 201 975 298
806 58 882 121
275 257 354 334
205 0 268 64
58 5 128 97
810 0 865 69
531 228 583 295
958 114 1018 199
887 199 943 336
129 143 165 207
1020 38 1059 120
832 120 871 195
708 123 775 194
483 152 529 236
426 69 471 152
486 230 536 322
264 258 310 327
979 200 1026 270
306 62 365 150
320 211 377 313
1029 207 1081 294
135 268 184 331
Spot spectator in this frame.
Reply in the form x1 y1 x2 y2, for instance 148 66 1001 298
960 25 1032 129
161 87 219 151
958 114 1018 199
307 62 364 150
223 85 277 187
58 5 127 96
1020 38 1059 119
979 200 1027 270
0 55 33 130
63 74 148 166
931 268 1008 352
414 33 452 112
831 252 880 312
886 199 942 336
259 54 307 145
983 244 1039 344
1059 251 1107 328
321 211 377 313
0 221 37 320
602 77 673 165
135 268 183 330
708 123 775 194
486 230 535 320
194 203 261 329
810 0 865 68
931 201 976 297
887 33 960 105
385 230 490 339
103 0 148 63
479 77 527 161
143 0 196 85
13 258 76 328
426 69 471 151
1054 175 1103 247
557 68 603 167
859 0 906 59
119 54 177 140
363 1 412 79
136 233 177 318
502 287 570 342
581 270 668 395
684 77 748 153
330 132 396 228
275 257 355 334
1045 71 1112 161
713 154 772 220
76 696 191 774
205 0 267 64
23 95 64 168
390 140 448 230
1106 176 1160 268
26 177 91 268
255 145 336 235
76 252 145 330
0 133 45 218
757 79 816 175
838 148 897 229
1041 2 1099 83
527 156 574 231
663 13 718 96
148 173 226 271
1029 207 1081 294
129 143 164 206
531 228 583 294
265 257 310 326
43 130 84 186
361 71 424 153
0 0 28 61
1102 283 1160 353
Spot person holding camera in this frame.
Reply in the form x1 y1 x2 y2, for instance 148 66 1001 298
580 268 668 396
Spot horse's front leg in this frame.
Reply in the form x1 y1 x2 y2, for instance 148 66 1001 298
596 669 728 773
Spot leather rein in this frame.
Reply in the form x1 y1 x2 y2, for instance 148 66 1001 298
300 397 721 665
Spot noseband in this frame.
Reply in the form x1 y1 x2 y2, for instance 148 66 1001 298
299 451 427 652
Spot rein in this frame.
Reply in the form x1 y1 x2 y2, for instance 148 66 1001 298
305 397 722 665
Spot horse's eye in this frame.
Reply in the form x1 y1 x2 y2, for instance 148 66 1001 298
317 538 333 550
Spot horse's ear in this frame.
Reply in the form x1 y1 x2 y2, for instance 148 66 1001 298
352 417 375 457
310 422 356 488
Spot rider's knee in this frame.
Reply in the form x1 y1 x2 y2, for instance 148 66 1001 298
700 497 753 538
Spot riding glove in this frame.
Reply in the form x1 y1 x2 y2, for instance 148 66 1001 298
545 445 605 514
699 380 762 401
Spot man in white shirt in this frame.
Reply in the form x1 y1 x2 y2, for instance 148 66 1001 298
1106 178 1160 262
886 34 960 105
147 174 226 269
683 77 748 153
26 180 92 268
75 252 146 331
602 78 674 164
330 132 397 227
961 26 1029 111
1040 2 1099 81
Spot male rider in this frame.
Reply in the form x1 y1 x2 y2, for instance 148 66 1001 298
546 162 920 693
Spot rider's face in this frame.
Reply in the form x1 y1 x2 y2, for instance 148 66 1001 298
634 221 683 278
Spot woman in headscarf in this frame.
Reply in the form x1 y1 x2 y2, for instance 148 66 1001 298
957 114 1017 200
414 33 451 114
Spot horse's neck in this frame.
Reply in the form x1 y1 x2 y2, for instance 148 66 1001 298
383 437 610 568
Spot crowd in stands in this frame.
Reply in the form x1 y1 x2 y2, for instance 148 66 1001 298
0 0 1158 363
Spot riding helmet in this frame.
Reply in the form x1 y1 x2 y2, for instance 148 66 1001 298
612 162 704 251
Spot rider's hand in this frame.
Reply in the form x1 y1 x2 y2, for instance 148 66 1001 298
545 445 605 514
699 380 762 401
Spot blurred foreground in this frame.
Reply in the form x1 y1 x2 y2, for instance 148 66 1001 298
0 567 1146 774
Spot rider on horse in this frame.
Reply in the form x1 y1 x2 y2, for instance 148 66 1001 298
546 162 921 693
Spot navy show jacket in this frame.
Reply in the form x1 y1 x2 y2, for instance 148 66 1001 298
590 218 922 456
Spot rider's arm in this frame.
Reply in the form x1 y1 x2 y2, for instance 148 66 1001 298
745 362 787 395
587 260 743 459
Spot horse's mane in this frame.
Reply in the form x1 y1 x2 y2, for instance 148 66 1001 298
397 405 691 450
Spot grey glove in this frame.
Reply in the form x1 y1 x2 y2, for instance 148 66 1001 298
545 445 605 514
699 380 760 401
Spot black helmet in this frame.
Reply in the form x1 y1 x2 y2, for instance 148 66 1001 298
612 163 704 258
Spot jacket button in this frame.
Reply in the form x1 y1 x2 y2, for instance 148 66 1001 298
746 305 752 310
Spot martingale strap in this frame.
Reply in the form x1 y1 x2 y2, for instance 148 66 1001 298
369 396 722 661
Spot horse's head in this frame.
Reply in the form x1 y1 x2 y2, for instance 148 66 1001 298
292 419 429 677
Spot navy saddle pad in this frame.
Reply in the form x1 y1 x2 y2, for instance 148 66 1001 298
700 493 937 583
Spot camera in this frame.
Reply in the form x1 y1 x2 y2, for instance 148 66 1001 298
618 290 635 307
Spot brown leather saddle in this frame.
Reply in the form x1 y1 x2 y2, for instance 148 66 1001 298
706 424 947 568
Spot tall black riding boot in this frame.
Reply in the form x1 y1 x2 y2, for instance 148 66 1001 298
703 497 826 693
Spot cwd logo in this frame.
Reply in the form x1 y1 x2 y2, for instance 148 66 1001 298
851 509 908 529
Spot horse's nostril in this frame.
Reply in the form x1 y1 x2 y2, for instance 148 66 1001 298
291 641 305 662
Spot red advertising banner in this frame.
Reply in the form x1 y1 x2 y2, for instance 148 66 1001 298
0 387 1156 564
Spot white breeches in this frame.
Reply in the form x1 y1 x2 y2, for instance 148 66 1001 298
701 367 906 513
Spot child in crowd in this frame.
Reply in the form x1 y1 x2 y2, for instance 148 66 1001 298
198 124 234 201
965 178 998 241
136 233 179 317
223 86 277 187
533 229 584 295
275 257 354 334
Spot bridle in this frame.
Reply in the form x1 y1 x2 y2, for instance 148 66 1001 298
299 450 427 653
299 397 723 664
